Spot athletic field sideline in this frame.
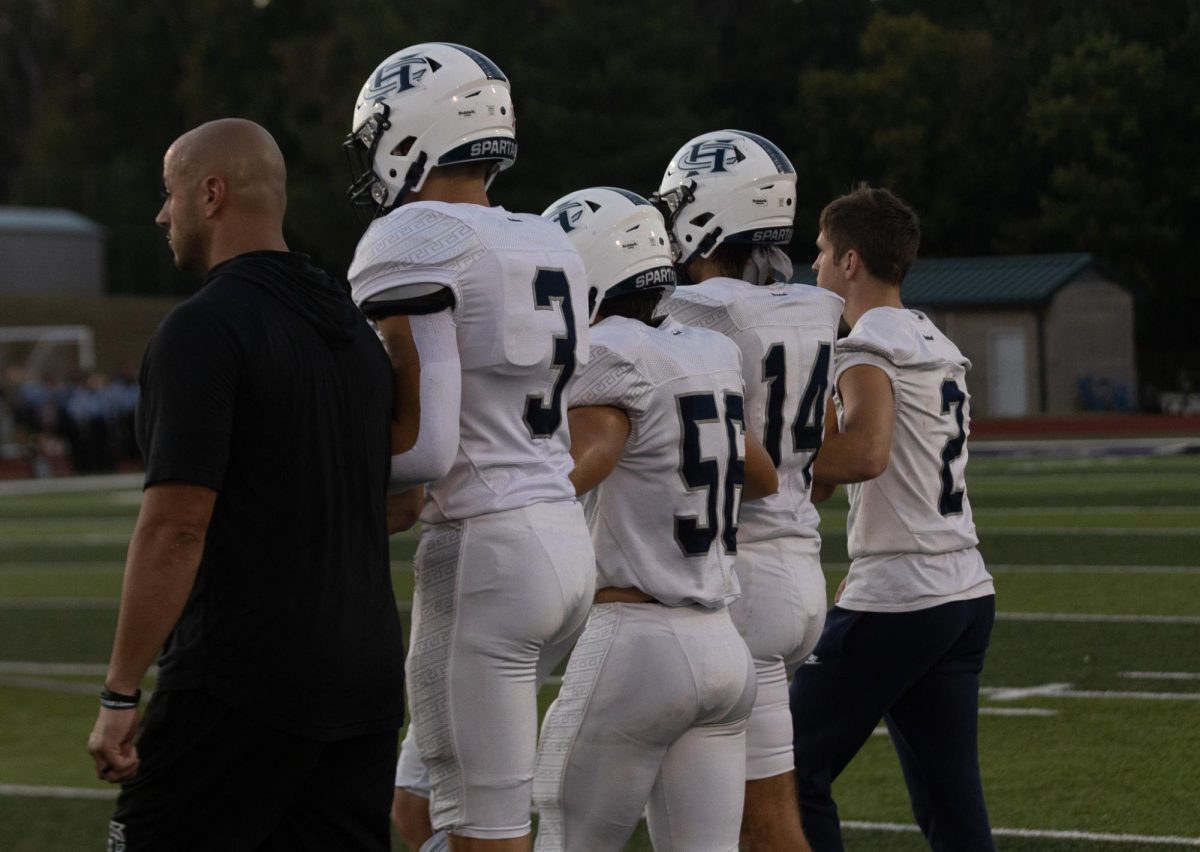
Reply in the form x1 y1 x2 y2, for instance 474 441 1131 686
1 444 1198 850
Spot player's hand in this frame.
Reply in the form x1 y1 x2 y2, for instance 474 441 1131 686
87 707 141 783
834 576 848 604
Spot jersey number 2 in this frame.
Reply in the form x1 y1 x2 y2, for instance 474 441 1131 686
524 268 578 438
939 379 967 515
675 391 745 557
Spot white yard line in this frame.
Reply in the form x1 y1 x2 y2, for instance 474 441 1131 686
998 611 1200 625
983 683 1200 702
0 598 118 609
986 564 1200 575
0 662 112 675
982 505 1200 515
978 707 1058 717
0 474 142 497
1120 671 1200 681
0 784 117 800
842 820 1200 846
0 675 101 694
0 533 131 547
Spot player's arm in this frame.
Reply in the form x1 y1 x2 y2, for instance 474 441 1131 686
810 480 838 503
87 481 216 783
387 486 424 534
367 287 461 493
811 363 894 485
567 405 631 495
743 431 779 501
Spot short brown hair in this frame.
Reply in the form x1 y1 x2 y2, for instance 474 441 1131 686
819 184 920 284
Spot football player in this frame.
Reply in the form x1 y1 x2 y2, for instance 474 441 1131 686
532 187 777 851
652 130 844 850
344 43 595 852
792 185 996 851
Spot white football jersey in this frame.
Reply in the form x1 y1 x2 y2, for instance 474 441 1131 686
570 316 746 608
661 279 844 548
349 201 590 523
834 307 993 611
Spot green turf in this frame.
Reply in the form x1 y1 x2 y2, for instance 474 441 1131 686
2 450 1199 850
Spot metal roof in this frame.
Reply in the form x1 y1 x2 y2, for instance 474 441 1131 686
0 206 104 237
791 252 1095 307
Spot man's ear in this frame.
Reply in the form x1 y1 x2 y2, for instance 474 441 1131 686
200 175 226 219
842 248 861 280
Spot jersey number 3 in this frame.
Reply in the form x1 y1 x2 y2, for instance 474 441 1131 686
524 269 578 439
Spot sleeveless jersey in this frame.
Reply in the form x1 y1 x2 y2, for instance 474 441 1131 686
662 280 844 548
570 316 746 608
349 201 590 523
834 307 994 611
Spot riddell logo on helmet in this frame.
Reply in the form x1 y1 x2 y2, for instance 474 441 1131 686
751 227 793 243
470 138 516 159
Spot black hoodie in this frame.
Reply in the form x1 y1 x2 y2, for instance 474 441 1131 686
137 250 406 741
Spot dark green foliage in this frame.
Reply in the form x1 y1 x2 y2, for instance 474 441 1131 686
3 0 1198 383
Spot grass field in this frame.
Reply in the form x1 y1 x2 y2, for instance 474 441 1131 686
1 449 1198 850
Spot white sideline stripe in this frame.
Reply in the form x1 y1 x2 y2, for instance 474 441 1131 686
0 598 118 609
984 527 1200 536
982 683 1200 702
0 674 101 694
0 473 143 496
987 563 1200 575
0 662 113 675
998 611 1200 625
821 563 1200 575
0 784 117 800
985 505 1200 515
1121 671 1200 681
979 706 1058 717
841 820 1200 846
0 534 130 547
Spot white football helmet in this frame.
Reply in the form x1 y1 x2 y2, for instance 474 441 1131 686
345 42 516 219
543 187 676 322
652 129 797 270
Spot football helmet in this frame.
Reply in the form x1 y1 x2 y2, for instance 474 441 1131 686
543 187 676 322
346 42 516 220
652 129 796 270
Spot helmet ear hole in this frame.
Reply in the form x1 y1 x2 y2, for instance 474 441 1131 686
393 136 417 156
689 212 714 227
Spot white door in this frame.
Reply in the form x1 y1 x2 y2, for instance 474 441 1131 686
987 327 1028 416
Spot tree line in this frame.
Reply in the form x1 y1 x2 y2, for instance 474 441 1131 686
2 0 1198 392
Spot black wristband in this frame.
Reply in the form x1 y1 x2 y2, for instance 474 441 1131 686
99 686 142 710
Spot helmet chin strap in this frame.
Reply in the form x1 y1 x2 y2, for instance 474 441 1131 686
385 151 429 213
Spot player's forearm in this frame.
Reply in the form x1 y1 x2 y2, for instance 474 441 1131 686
105 518 206 694
811 431 888 484
742 432 778 501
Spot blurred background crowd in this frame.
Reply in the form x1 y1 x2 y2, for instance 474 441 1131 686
1 367 140 477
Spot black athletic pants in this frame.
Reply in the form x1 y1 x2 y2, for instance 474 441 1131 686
790 595 996 852
108 690 398 851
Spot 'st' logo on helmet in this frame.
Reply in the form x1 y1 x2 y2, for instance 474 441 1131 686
369 53 431 97
546 200 587 233
679 139 746 175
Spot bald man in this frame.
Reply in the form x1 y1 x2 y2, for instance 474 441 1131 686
86 119 409 851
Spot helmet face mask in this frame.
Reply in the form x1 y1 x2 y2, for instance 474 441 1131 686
346 43 517 225
654 129 797 275
543 187 677 323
